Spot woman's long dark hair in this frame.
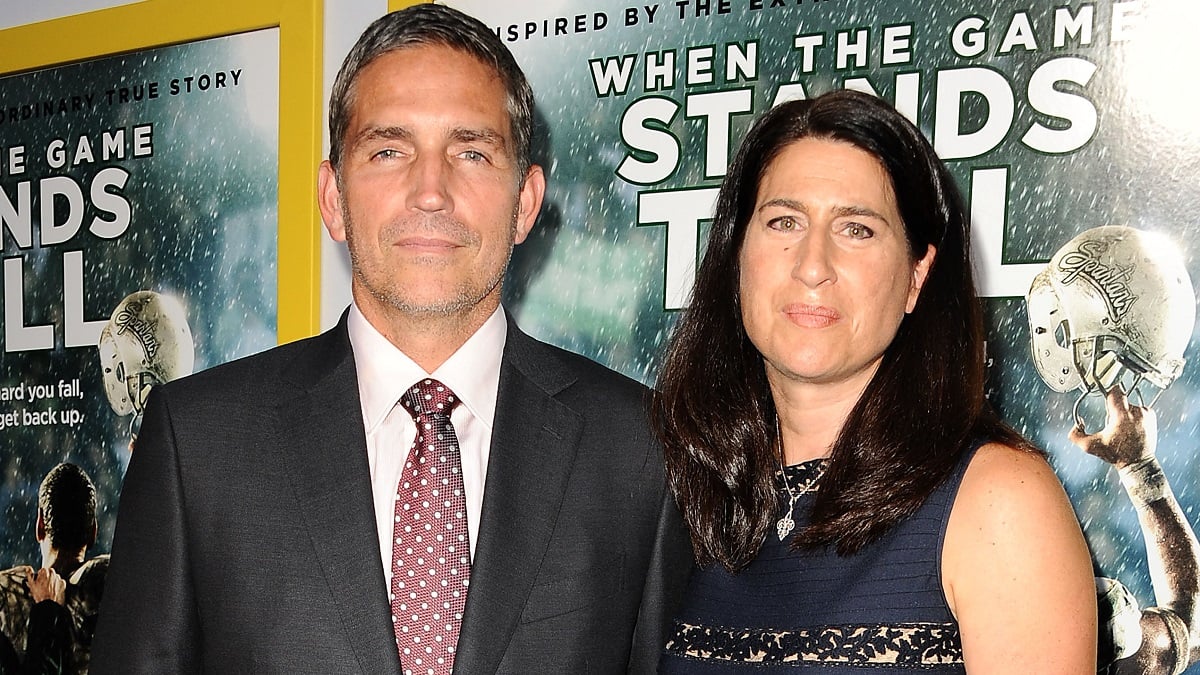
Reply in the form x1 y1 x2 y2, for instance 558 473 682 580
651 90 1032 570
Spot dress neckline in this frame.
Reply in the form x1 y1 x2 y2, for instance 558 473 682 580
775 458 828 494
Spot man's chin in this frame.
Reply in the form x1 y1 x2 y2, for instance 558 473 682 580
354 275 503 320
385 291 489 318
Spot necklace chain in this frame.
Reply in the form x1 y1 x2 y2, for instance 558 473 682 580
775 419 826 540
776 419 795 540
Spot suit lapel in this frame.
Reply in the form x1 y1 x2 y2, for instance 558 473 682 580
271 322 403 675
453 325 583 675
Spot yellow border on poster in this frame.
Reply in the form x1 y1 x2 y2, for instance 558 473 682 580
389 0 425 10
0 0 322 344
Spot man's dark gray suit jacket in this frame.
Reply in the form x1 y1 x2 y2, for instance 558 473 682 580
90 314 692 674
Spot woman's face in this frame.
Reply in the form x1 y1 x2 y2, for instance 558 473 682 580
738 137 935 394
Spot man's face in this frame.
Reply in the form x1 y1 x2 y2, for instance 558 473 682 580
319 45 543 331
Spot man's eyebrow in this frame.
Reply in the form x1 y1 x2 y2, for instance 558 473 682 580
449 127 508 149
347 125 509 152
350 125 412 149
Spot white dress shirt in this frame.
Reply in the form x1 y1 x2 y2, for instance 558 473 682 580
347 303 505 588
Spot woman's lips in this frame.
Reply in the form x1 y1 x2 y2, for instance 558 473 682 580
782 303 840 328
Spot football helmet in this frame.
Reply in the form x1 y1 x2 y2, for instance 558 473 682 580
1026 226 1194 409
97 291 195 418
1096 577 1141 666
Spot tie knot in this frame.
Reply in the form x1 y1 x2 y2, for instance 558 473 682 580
399 378 459 419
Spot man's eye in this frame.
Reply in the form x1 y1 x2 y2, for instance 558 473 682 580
460 150 487 162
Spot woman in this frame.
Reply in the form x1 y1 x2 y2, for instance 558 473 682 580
653 90 1095 672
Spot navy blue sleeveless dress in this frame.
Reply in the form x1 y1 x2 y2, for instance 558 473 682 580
660 444 981 673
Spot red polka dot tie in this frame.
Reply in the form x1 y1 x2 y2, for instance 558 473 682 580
392 378 470 675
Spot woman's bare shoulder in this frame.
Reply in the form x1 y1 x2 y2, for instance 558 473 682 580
942 441 1097 672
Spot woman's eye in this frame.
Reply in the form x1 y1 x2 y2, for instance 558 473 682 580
845 222 874 239
769 216 798 231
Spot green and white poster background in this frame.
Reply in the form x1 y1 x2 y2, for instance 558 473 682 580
447 0 1200 657
0 28 280 567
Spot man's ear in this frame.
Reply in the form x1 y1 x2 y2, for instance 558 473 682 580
906 244 937 314
35 510 45 543
513 164 545 245
318 160 347 243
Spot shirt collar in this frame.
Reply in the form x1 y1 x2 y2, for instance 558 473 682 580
347 303 506 433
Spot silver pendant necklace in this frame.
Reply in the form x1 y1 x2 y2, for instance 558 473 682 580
776 419 797 540
775 420 825 541
776 479 798 541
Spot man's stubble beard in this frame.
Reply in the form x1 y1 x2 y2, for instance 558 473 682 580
342 204 519 320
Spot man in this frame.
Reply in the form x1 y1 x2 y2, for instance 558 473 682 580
0 463 109 674
91 4 691 674
1074 389 1200 675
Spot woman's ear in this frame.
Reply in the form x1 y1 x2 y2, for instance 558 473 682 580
906 244 937 314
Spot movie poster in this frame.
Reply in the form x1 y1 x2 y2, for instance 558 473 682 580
444 0 1199 669
0 24 279 607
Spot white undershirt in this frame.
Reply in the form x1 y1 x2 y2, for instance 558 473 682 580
347 303 504 588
